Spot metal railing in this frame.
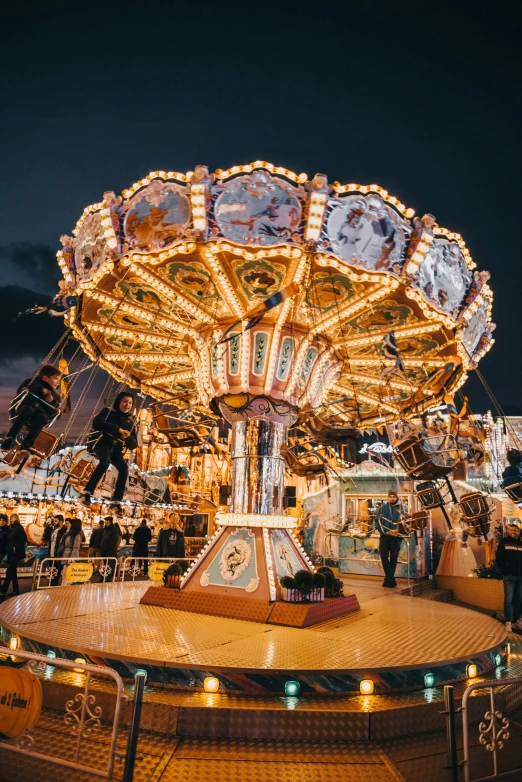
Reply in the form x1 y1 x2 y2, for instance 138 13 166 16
34 556 118 589
461 676 522 782
119 556 196 582
0 647 126 779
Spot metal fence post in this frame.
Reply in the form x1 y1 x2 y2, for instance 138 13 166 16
443 685 459 782
122 670 147 782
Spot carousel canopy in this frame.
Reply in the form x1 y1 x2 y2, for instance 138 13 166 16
58 162 494 428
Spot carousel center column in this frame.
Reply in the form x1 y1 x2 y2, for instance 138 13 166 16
230 418 286 515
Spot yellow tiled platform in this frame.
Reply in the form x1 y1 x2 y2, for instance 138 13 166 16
0 581 506 673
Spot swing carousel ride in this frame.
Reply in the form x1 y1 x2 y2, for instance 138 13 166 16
0 162 508 698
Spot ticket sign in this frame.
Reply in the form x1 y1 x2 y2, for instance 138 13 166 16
65 561 94 584
148 561 171 582
0 668 42 738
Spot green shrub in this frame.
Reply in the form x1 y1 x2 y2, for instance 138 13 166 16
313 572 326 588
472 562 503 580
294 569 315 595
317 566 335 586
280 575 297 589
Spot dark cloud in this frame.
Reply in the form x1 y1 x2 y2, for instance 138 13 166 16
0 245 60 295
0 285 64 362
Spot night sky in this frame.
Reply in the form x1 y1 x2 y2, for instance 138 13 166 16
1 0 521 438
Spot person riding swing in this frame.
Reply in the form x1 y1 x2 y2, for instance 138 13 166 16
81 391 138 507
1 363 62 456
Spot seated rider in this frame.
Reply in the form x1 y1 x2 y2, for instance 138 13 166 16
502 448 522 485
81 391 138 507
1 364 62 454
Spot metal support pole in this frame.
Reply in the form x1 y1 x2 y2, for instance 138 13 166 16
123 671 147 782
443 685 459 782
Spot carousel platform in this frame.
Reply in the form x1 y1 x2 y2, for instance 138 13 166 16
0 579 507 696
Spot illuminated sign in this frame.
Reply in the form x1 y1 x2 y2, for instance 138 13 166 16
358 442 393 455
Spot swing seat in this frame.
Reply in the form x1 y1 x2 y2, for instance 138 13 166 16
153 409 206 448
1 448 26 467
404 510 429 531
416 481 445 509
502 481 522 504
394 433 458 480
466 519 491 538
280 445 326 477
68 458 95 489
162 427 203 448
459 491 494 521
324 519 344 534
30 430 59 459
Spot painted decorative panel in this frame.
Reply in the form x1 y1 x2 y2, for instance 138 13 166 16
326 195 410 274
214 171 302 245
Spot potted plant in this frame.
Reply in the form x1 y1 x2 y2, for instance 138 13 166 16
317 566 336 597
280 575 298 601
280 570 325 602
162 560 189 589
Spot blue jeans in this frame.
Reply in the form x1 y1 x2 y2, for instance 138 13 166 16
503 575 522 622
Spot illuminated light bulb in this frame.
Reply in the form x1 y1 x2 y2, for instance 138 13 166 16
467 664 478 679
74 657 86 673
494 653 502 667
359 679 374 695
203 676 220 693
284 680 300 696
424 672 435 688
9 637 18 650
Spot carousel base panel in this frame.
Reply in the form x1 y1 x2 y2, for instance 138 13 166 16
0 582 507 695
140 586 361 627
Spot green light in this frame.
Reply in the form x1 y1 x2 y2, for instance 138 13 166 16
285 680 300 696
47 650 56 659
495 653 502 667
424 673 435 688
134 668 148 681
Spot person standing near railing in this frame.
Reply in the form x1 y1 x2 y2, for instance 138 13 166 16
100 516 119 579
0 513 27 598
496 522 522 632
61 518 83 559
0 514 9 567
132 519 152 575
48 514 66 558
88 519 104 559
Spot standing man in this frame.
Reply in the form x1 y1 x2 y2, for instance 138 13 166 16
0 514 9 566
375 489 406 588
48 515 66 558
132 519 152 574
0 514 27 598
88 520 104 559
42 514 56 551
496 522 522 632
99 516 119 579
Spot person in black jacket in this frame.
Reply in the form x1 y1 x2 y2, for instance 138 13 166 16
81 392 138 506
88 520 104 558
156 514 185 559
502 449 522 486
99 516 119 579
496 522 522 632
0 514 9 565
132 519 152 574
0 514 27 597
1 364 62 453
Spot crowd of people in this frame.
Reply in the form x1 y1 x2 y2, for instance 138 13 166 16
0 509 190 596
